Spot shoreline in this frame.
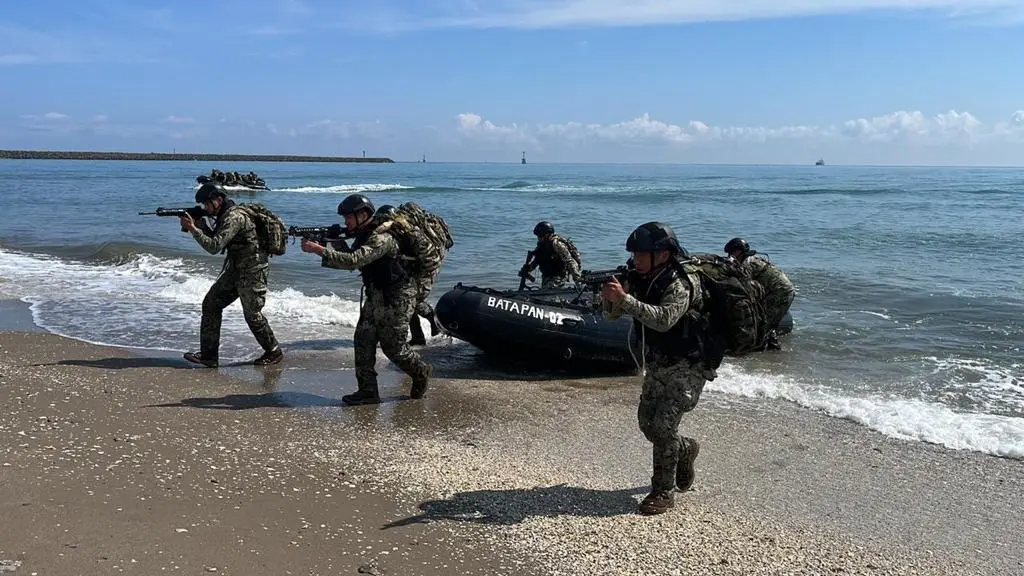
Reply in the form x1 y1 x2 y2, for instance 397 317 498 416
1 298 1021 575
0 149 394 163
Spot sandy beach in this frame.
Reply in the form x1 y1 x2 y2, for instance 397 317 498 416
1 297 1021 575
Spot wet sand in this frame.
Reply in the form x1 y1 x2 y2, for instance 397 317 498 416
1 296 1022 575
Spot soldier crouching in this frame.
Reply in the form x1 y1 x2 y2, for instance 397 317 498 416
600 221 720 516
300 194 432 405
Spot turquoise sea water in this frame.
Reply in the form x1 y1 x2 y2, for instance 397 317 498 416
0 159 1021 459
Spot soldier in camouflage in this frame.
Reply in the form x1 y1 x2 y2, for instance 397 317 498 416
601 222 717 516
520 221 582 289
725 237 795 350
179 183 283 368
300 194 432 405
372 205 443 346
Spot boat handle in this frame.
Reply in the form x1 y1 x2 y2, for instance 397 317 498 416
561 318 581 326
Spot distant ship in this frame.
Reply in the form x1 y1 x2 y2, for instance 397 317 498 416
815 158 825 166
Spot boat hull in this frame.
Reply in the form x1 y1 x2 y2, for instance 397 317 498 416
196 174 269 191
435 283 793 369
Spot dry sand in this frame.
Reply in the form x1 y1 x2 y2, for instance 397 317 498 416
0 331 534 575
1 319 1021 576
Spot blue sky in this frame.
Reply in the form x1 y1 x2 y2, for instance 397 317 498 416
3 0 1024 164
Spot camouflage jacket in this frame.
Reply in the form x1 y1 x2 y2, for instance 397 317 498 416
190 205 264 269
745 255 794 297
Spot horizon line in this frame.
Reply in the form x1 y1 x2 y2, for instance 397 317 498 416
1 149 1023 169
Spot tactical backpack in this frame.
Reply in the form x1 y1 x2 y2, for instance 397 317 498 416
236 203 288 256
558 236 583 270
680 254 767 359
396 202 454 252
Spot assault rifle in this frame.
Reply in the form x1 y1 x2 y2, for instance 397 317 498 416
287 224 351 246
139 206 209 232
517 250 537 291
138 206 206 219
578 265 630 289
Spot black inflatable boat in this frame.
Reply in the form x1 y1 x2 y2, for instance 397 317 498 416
434 282 793 369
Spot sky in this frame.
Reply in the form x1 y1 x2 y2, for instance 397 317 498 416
2 0 1024 165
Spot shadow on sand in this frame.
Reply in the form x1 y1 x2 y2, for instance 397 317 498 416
144 391 346 410
144 391 416 410
418 342 638 383
383 483 649 528
37 357 195 370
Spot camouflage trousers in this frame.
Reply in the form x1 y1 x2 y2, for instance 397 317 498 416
764 288 796 332
413 266 441 319
200 262 279 358
354 282 431 393
637 359 707 494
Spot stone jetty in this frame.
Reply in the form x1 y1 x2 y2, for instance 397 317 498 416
0 149 394 163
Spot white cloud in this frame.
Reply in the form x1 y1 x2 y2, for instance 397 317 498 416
10 109 1024 164
161 115 196 124
293 118 391 141
453 109 1016 148
354 0 1024 30
456 112 535 145
18 112 68 122
840 110 982 143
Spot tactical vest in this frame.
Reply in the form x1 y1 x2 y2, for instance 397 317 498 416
533 236 569 278
214 201 260 262
627 263 708 366
351 226 408 293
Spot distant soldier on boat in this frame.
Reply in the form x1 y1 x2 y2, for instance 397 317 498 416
519 221 584 289
196 169 267 189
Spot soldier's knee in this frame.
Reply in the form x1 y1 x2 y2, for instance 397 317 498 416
242 310 265 325
638 419 673 444
379 338 408 359
202 292 223 313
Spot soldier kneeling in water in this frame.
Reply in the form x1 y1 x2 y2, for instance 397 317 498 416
601 222 718 516
724 237 795 350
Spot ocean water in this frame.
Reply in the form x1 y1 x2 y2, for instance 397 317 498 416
0 159 1021 459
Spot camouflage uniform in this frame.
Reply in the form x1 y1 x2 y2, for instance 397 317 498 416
190 204 280 359
603 268 711 511
413 266 441 319
406 225 445 340
745 254 795 336
527 235 582 289
321 230 431 397
376 217 446 344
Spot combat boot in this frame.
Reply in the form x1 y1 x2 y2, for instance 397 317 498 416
676 437 701 492
341 389 380 406
253 347 283 366
184 351 218 368
410 364 432 399
408 316 427 346
638 490 675 515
